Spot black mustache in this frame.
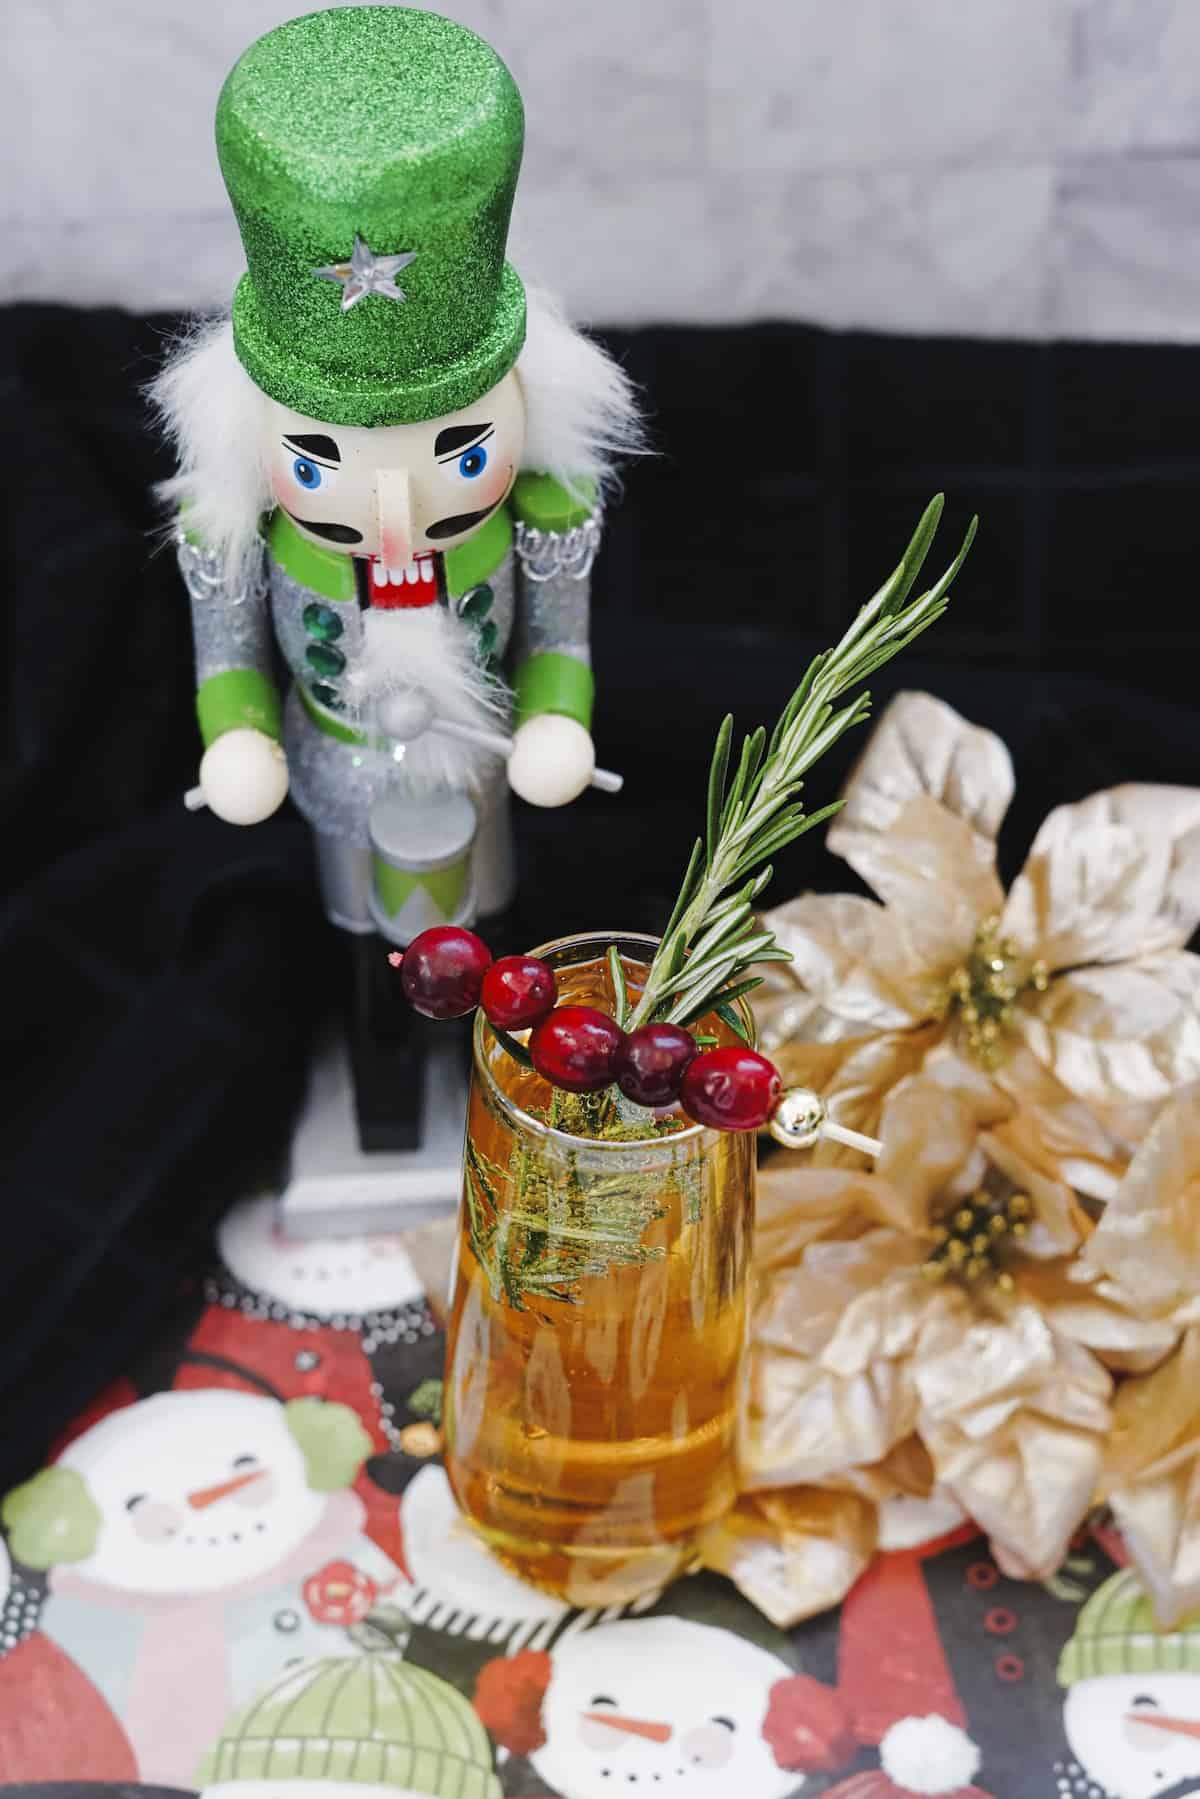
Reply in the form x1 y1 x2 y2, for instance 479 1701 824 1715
280 507 363 544
425 496 503 540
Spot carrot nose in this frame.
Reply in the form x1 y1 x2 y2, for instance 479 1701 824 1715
584 1712 672 1744
1126 1712 1200 1740
187 1469 265 1510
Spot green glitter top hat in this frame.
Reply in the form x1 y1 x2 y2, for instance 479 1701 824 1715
216 6 526 428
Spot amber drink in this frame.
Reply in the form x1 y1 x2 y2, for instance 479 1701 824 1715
443 932 754 1605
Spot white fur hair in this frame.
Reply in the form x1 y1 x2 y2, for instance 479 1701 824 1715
147 283 643 592
354 605 506 792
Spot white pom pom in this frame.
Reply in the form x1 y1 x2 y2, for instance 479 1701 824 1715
879 1715 980 1795
507 715 595 808
199 728 288 826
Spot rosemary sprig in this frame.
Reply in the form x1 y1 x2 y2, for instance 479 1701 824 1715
628 495 976 1031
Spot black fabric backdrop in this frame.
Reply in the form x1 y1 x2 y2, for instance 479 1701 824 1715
2 302 1198 1487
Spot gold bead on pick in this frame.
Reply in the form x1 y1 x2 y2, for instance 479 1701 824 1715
768 1087 826 1150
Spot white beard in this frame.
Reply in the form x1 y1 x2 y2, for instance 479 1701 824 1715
350 603 509 792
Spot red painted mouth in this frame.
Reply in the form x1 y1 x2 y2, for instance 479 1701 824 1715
367 552 439 609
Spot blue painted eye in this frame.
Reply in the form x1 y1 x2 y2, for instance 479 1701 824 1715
458 444 488 479
293 457 322 490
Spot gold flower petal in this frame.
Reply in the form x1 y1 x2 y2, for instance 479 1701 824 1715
1106 1331 1200 1626
1018 952 1200 1111
1002 785 1200 970
830 794 1006 972
757 891 927 1035
806 1025 945 1171
914 1304 1112 1580
697 1486 877 1629
828 689 1014 854
1079 1085 1200 1324
754 1162 892 1269
743 1243 939 1489
878 1059 1012 1222
993 1044 1130 1204
979 1128 1089 1261
1014 1260 1179 1377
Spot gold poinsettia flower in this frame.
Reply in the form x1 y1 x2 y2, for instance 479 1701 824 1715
1077 1089 1200 1625
721 1058 1179 1620
756 691 1200 1200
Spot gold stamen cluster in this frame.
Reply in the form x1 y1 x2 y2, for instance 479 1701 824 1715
940 916 1049 1067
922 1190 1033 1290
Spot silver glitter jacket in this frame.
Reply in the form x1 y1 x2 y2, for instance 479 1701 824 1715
177 493 600 843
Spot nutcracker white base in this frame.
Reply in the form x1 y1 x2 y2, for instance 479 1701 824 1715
277 1029 465 1238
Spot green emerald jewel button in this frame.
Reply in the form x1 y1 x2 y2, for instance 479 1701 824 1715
306 642 346 678
310 681 344 710
302 601 344 642
459 584 494 623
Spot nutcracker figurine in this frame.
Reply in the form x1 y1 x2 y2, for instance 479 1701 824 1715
151 7 639 1223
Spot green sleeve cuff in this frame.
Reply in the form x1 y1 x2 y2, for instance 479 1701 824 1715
514 652 594 731
511 470 597 532
197 668 283 747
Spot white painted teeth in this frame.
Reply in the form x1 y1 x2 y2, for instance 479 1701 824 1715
378 557 432 585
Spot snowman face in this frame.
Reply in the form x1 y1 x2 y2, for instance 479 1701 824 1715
532 1618 799 1799
264 369 524 572
218 1195 423 1318
60 1392 326 1596
1065 1673 1200 1799
204 1784 427 1799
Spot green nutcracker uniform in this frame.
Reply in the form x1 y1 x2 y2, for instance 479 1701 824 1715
163 6 630 948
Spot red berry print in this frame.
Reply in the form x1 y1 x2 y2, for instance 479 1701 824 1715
614 1023 698 1108
481 955 558 1032
679 1045 782 1130
398 926 492 1019
529 1006 627 1094
302 1559 378 1626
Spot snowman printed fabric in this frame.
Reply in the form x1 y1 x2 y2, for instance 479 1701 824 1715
0 1194 1195 1799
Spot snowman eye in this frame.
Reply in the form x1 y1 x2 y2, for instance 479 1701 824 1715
710 1717 736 1731
1131 1695 1159 1707
590 1696 617 1707
125 1493 148 1511
233 1454 258 1468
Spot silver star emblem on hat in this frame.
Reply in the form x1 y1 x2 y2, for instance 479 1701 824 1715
314 234 417 312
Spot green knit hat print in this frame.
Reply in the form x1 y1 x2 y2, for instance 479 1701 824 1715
216 6 526 428
1058 1568 1200 1686
198 1653 501 1797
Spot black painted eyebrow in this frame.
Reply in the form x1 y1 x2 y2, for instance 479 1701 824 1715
283 433 341 464
434 422 493 459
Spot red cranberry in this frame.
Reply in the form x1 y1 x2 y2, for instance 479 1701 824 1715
679 1045 782 1131
397 926 492 1019
529 1006 626 1093
614 1023 698 1108
481 955 558 1032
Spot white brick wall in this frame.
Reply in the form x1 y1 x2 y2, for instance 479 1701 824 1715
4 0 1198 339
